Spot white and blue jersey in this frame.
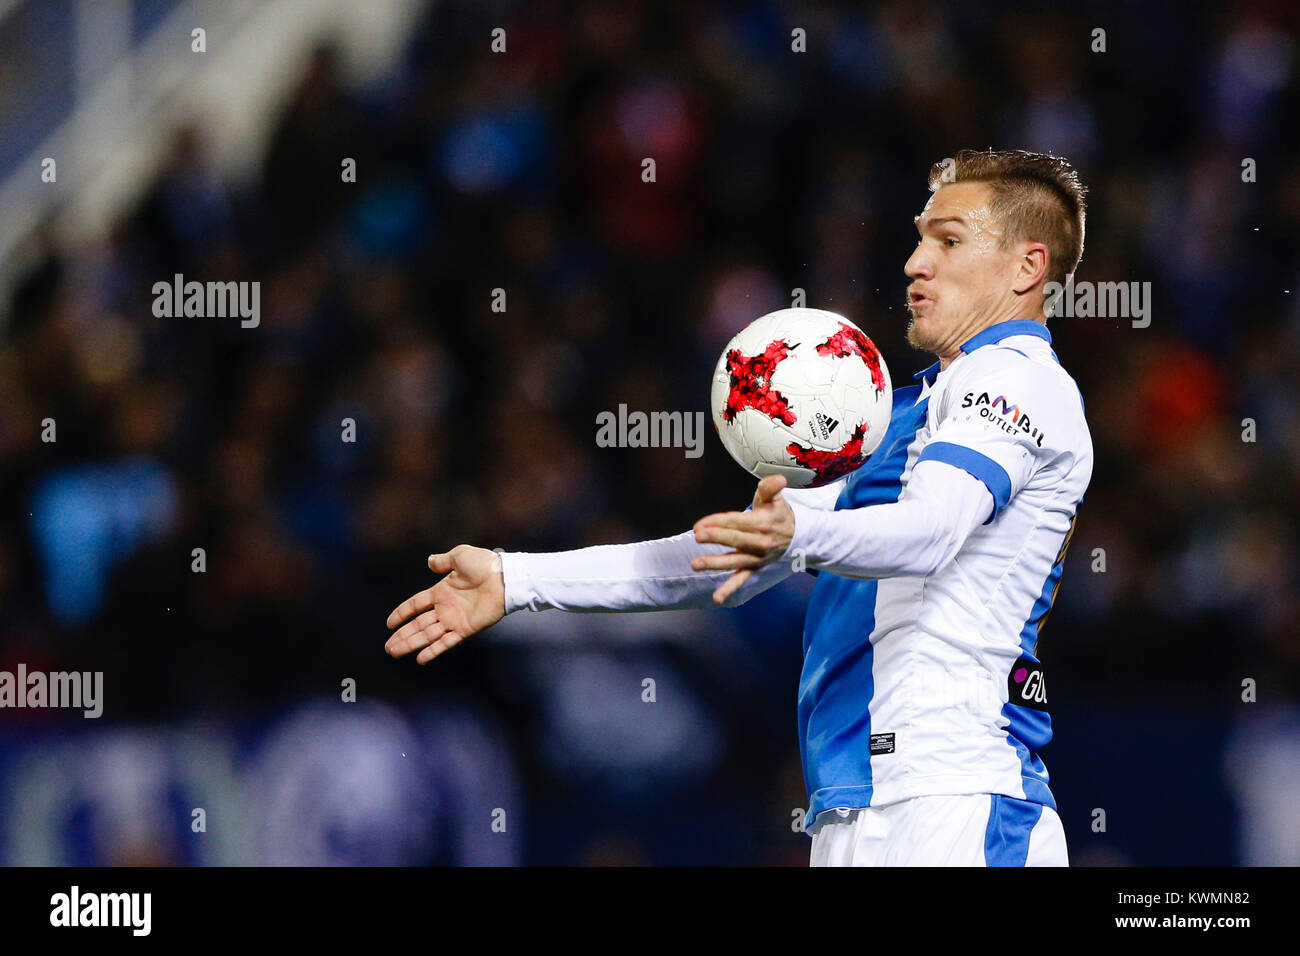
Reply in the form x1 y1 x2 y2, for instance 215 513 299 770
498 317 1092 858
796 319 1092 833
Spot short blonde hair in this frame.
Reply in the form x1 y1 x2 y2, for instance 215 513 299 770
929 148 1088 289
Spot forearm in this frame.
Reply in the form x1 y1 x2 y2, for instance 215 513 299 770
500 530 795 613
784 460 990 579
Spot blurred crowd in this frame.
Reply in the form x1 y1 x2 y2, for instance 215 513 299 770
1 0 1298 864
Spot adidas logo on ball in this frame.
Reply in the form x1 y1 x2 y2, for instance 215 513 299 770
813 412 840 440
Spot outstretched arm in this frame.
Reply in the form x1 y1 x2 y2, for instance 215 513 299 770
506 474 833 612
386 476 846 664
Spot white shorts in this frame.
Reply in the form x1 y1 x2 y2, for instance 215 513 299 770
808 793 1068 867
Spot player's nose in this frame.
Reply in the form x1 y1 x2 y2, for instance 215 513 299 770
904 245 933 281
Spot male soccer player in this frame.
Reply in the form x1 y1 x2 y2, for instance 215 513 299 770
386 148 1093 866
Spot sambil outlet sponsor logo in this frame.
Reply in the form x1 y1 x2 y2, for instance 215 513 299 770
961 391 1045 448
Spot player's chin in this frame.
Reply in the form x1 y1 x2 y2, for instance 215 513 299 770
905 311 939 350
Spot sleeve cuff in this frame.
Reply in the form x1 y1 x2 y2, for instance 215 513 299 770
785 498 834 567
916 441 1011 523
498 551 533 614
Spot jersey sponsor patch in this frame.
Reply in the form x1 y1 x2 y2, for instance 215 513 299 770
1007 658 1048 710
960 390 1046 447
869 732 895 755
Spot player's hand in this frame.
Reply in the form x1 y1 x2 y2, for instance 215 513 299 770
385 545 506 665
690 475 795 605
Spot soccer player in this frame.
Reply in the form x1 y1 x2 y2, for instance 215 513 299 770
385 148 1093 867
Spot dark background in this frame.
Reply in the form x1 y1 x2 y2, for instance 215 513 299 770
0 0 1297 865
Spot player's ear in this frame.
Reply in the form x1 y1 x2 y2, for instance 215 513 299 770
1013 241 1050 294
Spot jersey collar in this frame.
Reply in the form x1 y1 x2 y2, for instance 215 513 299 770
958 318 1051 353
911 319 1051 383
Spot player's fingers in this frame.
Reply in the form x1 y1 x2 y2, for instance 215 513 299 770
386 625 444 660
386 587 436 629
691 550 765 572
694 510 764 540
428 551 455 574
694 525 773 554
417 631 463 665
386 621 445 659
713 568 753 605
753 474 788 505
385 610 445 656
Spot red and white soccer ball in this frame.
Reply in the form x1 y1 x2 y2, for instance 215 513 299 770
710 308 893 488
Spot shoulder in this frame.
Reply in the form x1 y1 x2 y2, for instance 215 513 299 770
936 344 1091 458
942 344 1084 420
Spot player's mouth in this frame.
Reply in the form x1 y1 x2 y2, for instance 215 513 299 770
907 290 934 311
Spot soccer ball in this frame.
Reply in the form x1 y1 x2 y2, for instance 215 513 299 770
710 308 893 488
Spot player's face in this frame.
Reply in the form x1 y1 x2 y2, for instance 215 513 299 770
904 182 1022 359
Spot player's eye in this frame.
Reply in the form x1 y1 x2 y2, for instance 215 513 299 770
945 236 960 247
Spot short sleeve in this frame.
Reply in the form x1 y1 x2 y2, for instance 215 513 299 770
916 348 1072 523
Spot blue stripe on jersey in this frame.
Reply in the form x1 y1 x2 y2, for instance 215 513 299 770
915 441 1012 522
798 384 929 827
983 794 1045 866
999 508 1078 810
